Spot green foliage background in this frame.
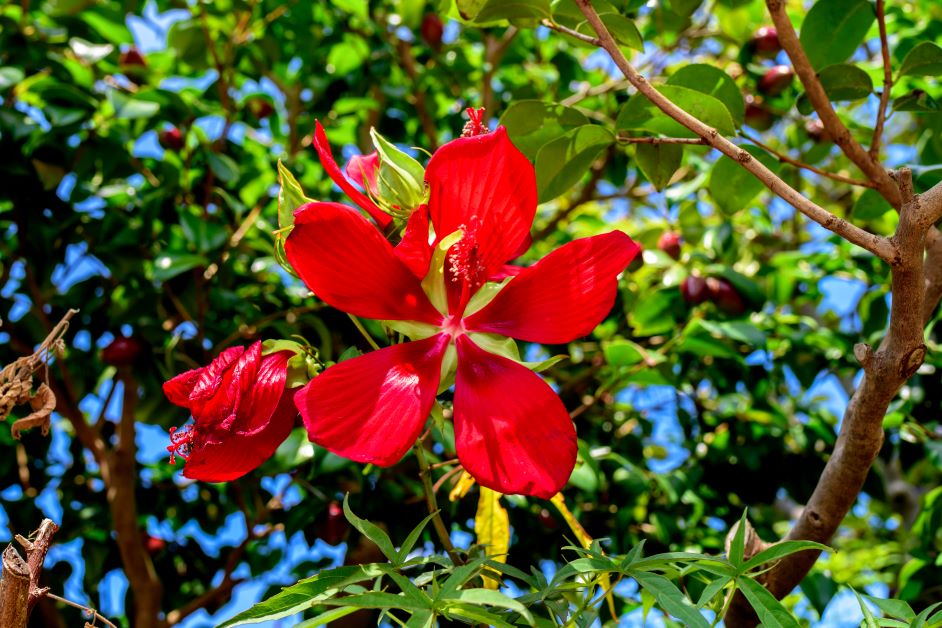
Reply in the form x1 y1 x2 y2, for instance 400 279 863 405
1 0 941 625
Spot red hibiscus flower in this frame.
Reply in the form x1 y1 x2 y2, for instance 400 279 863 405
164 341 299 482
285 122 639 498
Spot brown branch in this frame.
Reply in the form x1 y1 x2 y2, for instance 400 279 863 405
44 592 117 628
541 19 601 46
870 0 893 159
482 26 518 115
724 170 935 627
740 131 876 189
569 1 897 263
616 135 706 145
764 0 901 208
0 518 59 627
923 227 942 323
395 38 439 151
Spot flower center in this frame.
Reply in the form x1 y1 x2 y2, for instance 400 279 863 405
461 107 489 137
441 314 466 340
167 425 195 464
448 217 484 287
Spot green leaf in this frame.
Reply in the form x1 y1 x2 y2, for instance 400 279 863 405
168 21 209 69
207 153 240 184
448 588 535 625
460 0 551 23
729 510 749 566
332 0 368 19
576 13 643 51
899 42 942 78
294 606 361 627
617 85 736 138
152 252 206 282
216 564 388 627
853 188 893 220
603 339 645 366
634 143 683 191
666 64 744 124
323 591 430 611
797 63 873 114
0 68 24 91
327 34 370 75
740 541 828 572
342 495 398 562
395 511 440 565
799 0 875 70
708 145 779 215
854 589 881 628
894 89 939 112
534 124 614 202
499 100 589 160
911 601 942 628
277 161 312 230
736 576 802 628
862 594 915 620
630 571 711 628
696 576 730 608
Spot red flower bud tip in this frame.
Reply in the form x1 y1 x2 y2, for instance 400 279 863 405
461 107 489 138
758 65 794 97
158 127 185 151
120 47 147 68
420 13 444 52
751 26 781 56
681 275 709 305
101 335 144 366
657 231 682 260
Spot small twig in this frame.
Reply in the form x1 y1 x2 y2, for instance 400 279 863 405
561 79 631 107
740 131 876 188
414 444 463 565
347 314 381 352
45 592 118 628
541 19 601 46
870 0 893 159
432 464 466 493
616 135 706 145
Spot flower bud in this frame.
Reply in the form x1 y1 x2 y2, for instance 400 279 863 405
369 128 427 219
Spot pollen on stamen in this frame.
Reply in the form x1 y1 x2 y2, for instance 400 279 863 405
448 219 485 284
461 107 489 138
167 425 195 464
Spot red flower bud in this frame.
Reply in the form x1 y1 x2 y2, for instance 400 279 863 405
706 277 746 315
420 14 444 52
164 341 299 482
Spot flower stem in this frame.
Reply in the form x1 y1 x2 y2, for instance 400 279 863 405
347 313 381 351
414 443 463 565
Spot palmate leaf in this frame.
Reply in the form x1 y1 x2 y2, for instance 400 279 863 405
736 577 801 628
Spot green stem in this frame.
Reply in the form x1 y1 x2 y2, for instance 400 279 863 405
348 313 381 351
415 443 463 565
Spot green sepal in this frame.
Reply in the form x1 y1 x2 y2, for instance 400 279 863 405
370 128 427 217
261 338 321 388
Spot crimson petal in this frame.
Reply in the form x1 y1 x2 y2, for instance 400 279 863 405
453 336 576 498
286 202 442 324
464 231 640 343
296 335 448 467
314 121 392 229
425 127 536 285
395 204 433 279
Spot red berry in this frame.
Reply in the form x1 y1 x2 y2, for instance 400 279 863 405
657 232 682 260
102 336 144 366
758 66 794 97
318 501 348 546
120 47 147 68
420 14 444 51
706 277 746 315
144 535 166 555
751 26 781 56
537 508 558 530
627 245 645 272
158 127 185 151
805 119 830 143
248 98 275 120
681 276 709 305
744 95 775 131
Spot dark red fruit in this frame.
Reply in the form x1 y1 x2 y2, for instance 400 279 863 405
144 535 166 555
120 47 147 68
758 65 794 97
537 508 558 530
158 127 185 151
706 277 746 315
248 97 275 120
744 95 775 131
805 119 831 143
681 276 709 305
751 26 781 56
102 336 144 366
627 245 645 272
317 501 348 546
420 14 444 51
657 231 682 260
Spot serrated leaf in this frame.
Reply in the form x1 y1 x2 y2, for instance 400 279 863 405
799 0 875 70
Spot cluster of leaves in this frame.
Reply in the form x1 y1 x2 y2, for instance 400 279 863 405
1 0 942 625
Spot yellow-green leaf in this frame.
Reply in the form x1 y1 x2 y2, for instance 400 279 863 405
475 487 510 589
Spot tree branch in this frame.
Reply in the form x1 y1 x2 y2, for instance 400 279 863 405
568 1 897 263
616 135 706 145
764 0 901 208
870 0 893 159
0 519 59 627
740 131 876 189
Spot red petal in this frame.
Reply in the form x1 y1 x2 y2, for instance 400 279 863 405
286 202 443 324
425 127 536 285
453 336 576 498
395 204 433 279
295 335 448 467
344 151 380 197
464 231 640 343
163 346 244 409
234 344 294 434
314 121 392 229
182 392 296 482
